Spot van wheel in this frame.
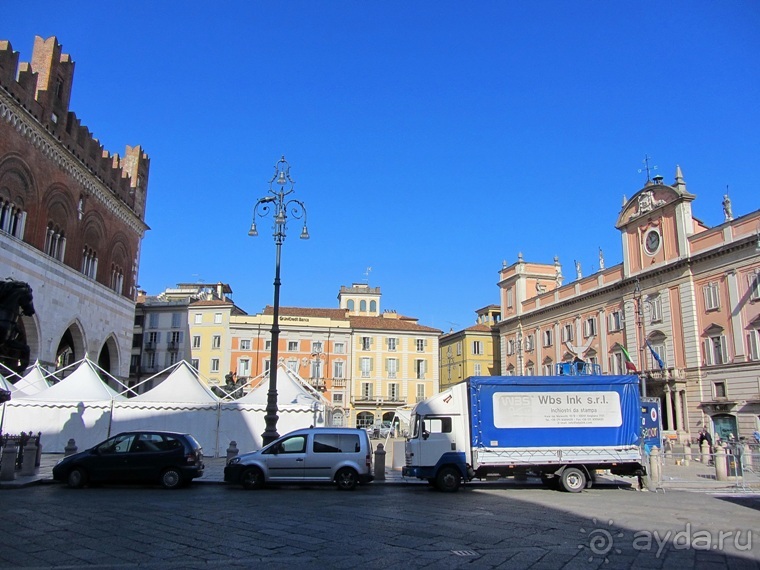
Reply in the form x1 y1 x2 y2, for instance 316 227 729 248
161 468 184 489
560 468 586 493
335 468 358 490
67 467 87 489
436 466 461 492
241 467 264 490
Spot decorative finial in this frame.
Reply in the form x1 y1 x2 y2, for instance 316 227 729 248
517 252 524 263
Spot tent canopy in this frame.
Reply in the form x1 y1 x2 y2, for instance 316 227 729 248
126 361 219 404
14 359 124 402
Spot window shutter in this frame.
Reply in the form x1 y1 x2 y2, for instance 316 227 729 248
369 359 373 372
719 335 728 364
703 338 713 366
748 332 760 361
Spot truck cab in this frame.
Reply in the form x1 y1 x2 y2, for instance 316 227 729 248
403 382 471 491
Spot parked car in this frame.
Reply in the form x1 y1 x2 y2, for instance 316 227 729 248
367 421 394 439
52 431 204 489
224 427 373 491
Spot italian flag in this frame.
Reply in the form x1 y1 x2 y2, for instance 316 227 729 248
620 347 637 372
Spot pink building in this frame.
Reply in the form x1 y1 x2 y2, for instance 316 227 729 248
496 167 760 443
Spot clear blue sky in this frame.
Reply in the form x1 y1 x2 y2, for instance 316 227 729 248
4 2 759 332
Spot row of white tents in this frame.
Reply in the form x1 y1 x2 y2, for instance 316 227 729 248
0 359 330 457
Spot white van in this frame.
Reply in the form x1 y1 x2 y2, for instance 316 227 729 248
224 427 374 490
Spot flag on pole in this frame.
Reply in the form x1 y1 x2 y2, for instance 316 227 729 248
646 341 665 370
620 346 637 372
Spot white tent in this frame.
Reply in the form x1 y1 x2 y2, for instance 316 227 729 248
2 358 124 451
110 361 222 456
218 364 331 453
5 361 51 397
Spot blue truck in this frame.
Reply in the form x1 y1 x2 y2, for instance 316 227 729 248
402 373 645 492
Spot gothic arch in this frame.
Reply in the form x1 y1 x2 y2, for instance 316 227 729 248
18 310 41 369
54 319 87 373
97 334 120 384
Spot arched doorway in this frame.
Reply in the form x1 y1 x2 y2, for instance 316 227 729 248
356 411 374 429
55 322 86 378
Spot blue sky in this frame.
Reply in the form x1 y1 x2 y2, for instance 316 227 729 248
4 2 759 332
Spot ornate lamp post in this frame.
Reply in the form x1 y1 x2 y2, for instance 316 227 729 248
249 156 309 445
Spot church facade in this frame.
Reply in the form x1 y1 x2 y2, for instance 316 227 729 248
496 167 760 443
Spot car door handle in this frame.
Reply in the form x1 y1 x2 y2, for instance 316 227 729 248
296 458 304 462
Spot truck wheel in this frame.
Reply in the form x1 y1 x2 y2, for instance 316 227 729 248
241 467 264 490
560 468 586 493
436 466 461 492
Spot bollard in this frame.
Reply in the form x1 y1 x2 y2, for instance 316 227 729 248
646 447 661 491
226 441 239 461
0 442 17 481
20 440 37 476
374 443 386 481
683 443 691 467
64 439 78 456
700 441 710 465
714 445 727 481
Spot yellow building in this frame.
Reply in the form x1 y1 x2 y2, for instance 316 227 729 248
187 285 246 386
439 305 501 391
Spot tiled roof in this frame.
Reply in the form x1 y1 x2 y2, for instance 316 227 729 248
349 315 441 333
262 306 350 320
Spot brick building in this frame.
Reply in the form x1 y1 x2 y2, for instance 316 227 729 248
0 36 149 379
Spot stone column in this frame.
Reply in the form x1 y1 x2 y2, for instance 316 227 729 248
700 441 710 464
646 447 661 491
714 445 727 481
673 387 684 433
0 443 17 481
664 386 674 432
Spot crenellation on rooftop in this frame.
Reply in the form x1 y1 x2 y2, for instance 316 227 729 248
0 36 149 220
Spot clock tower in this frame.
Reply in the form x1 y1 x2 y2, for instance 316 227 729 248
615 166 704 279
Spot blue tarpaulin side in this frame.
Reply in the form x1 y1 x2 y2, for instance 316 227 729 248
468 375 641 448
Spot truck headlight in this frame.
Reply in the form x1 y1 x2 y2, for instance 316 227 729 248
228 457 241 465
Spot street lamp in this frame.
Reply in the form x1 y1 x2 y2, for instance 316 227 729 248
249 156 309 445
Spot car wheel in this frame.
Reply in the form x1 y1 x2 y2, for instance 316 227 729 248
559 467 586 493
67 467 87 489
335 468 358 491
161 467 184 489
241 467 264 490
435 466 461 492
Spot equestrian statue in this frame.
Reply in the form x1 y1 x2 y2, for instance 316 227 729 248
0 278 35 383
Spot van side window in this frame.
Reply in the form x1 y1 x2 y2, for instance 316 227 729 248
264 435 306 454
422 417 452 434
313 434 360 453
